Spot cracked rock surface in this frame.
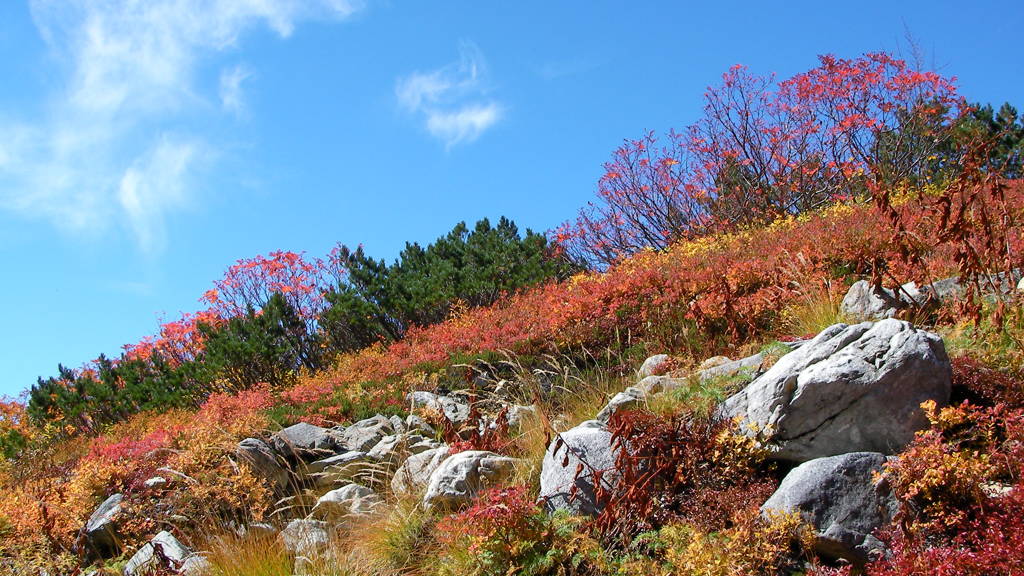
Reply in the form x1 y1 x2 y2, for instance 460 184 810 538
718 319 951 462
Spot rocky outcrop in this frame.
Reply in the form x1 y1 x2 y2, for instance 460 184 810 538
405 414 436 436
718 320 951 462
840 280 909 320
507 404 540 428
595 387 646 424
340 415 395 452
761 452 898 566
841 272 1021 320
82 493 123 559
539 421 618 516
305 451 378 488
392 446 451 497
236 438 291 493
367 433 442 463
423 450 519 510
408 391 471 425
271 422 344 459
312 484 383 521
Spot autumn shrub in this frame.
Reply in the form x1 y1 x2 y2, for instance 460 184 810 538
434 485 607 576
951 355 1024 408
885 400 1024 539
555 53 963 267
569 408 770 546
616 509 809 576
850 485 1024 576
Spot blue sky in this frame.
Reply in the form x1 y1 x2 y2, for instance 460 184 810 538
0 0 1021 398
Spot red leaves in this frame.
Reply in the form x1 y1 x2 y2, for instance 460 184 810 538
581 408 770 546
558 52 964 268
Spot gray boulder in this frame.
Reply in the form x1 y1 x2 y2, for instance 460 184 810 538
305 451 378 488
761 452 898 566
718 320 951 462
389 415 408 435
408 391 471 425
279 519 330 557
312 484 383 521
697 352 765 383
367 433 441 463
271 422 344 460
840 280 908 320
123 531 192 576
305 451 370 476
236 438 291 493
507 404 540 429
635 375 687 395
539 421 618 515
635 353 764 397
405 414 436 436
340 415 395 452
179 555 211 576
595 387 646 424
82 493 123 559
423 450 519 510
391 446 450 497
840 273 1020 321
637 354 670 378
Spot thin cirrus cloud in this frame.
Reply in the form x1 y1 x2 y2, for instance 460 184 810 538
0 0 363 254
396 42 503 148
219 65 255 118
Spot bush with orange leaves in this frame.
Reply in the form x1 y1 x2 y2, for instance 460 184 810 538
885 400 1023 536
434 485 609 576
0 385 276 573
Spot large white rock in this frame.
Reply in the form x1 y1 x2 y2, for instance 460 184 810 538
539 421 618 516
391 446 450 497
422 450 519 510
718 320 951 462
761 452 898 566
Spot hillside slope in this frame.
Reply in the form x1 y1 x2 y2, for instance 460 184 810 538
1 180 1022 575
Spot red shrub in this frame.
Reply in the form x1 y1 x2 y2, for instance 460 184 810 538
952 355 1024 408
569 409 769 545
437 485 544 552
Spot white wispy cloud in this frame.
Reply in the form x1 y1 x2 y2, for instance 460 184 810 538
220 65 254 117
118 137 199 254
0 0 362 253
396 42 503 148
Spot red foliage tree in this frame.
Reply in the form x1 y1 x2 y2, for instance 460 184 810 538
556 53 964 267
200 250 335 323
